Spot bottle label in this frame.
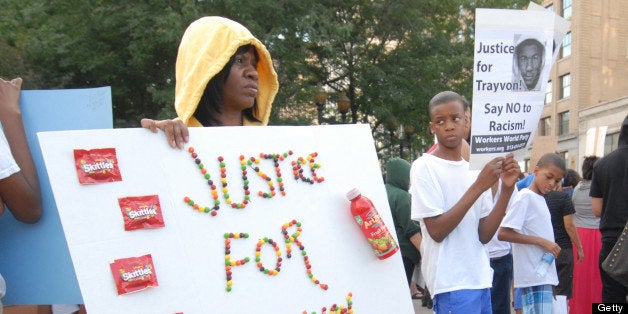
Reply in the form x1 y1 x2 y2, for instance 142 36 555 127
354 209 398 258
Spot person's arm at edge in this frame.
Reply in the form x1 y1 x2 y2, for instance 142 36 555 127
409 232 422 252
0 77 42 223
563 214 584 263
591 197 603 217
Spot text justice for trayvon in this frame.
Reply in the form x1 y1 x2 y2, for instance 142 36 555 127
474 40 533 131
475 41 521 92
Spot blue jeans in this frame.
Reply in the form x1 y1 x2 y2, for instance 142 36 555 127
434 288 492 314
490 253 513 314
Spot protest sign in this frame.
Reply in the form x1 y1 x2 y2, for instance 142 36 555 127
585 126 608 157
38 125 414 314
0 87 111 304
469 7 568 169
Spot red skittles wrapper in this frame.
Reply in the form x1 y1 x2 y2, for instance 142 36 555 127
74 148 122 184
118 195 165 231
109 254 158 295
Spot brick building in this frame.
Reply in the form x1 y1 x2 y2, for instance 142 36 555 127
518 0 628 172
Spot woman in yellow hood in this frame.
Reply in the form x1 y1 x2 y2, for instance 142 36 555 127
141 16 279 148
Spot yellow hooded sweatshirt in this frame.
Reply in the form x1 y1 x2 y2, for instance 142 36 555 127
174 16 279 126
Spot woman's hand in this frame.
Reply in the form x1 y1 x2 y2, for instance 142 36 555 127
141 118 189 149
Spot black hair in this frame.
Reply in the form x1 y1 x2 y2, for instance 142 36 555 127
563 169 581 187
581 156 599 180
428 91 469 116
193 44 261 126
536 153 566 173
516 38 544 56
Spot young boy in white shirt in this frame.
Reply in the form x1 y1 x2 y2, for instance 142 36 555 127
498 153 565 313
410 91 520 313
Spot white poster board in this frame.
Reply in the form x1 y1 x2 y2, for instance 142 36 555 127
469 7 568 169
38 124 413 314
585 126 608 157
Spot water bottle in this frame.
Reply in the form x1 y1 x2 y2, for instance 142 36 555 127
535 252 555 277
346 188 399 260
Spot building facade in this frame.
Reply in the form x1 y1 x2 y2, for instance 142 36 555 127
519 0 628 172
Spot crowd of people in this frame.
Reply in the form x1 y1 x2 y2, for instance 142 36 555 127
385 110 627 313
2 14 627 314
385 91 626 313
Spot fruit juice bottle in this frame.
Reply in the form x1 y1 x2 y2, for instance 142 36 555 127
346 188 399 260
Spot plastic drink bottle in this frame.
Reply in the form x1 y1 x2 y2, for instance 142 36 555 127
346 188 399 260
535 252 555 277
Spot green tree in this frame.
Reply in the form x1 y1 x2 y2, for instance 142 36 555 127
0 0 533 159
263 0 533 160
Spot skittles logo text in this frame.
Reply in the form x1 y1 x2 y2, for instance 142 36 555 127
80 159 114 173
120 264 153 282
126 206 157 220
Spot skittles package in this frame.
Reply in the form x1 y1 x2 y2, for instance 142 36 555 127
118 195 165 231
74 148 122 184
109 254 158 295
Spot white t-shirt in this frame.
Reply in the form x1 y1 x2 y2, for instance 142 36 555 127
409 153 493 296
0 125 19 179
485 183 517 259
501 188 559 288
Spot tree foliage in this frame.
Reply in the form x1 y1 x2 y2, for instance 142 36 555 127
0 0 533 159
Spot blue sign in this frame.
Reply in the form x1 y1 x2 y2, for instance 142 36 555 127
0 87 112 304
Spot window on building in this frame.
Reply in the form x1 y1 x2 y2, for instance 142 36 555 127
539 117 551 136
605 132 620 155
563 0 572 18
559 111 570 135
560 74 571 99
545 81 553 104
558 151 569 165
561 32 572 58
524 158 531 174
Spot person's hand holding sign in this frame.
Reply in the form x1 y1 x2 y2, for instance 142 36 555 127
474 156 506 192
499 153 521 188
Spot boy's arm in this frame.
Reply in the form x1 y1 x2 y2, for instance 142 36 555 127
0 78 42 223
409 232 422 252
423 156 505 243
498 227 561 257
564 214 584 262
478 154 520 243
